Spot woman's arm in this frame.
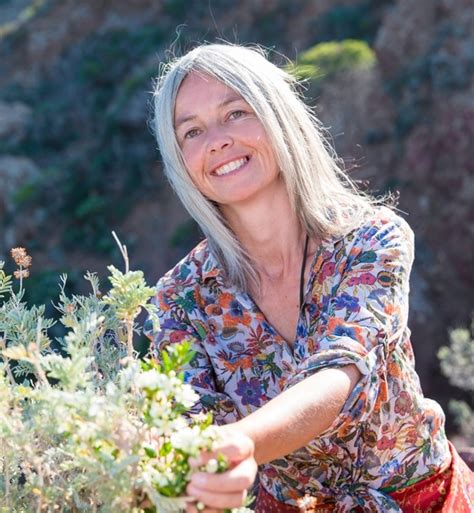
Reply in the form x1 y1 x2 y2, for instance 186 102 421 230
186 364 360 509
236 363 361 464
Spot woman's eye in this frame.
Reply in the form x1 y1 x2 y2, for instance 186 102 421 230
229 110 246 120
184 128 200 139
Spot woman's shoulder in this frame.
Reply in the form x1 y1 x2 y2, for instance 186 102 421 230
156 238 214 292
321 207 415 269
361 205 412 233
341 206 414 249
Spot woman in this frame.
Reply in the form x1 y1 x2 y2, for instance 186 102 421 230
148 44 473 512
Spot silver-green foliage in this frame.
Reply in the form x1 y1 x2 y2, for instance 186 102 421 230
0 252 245 512
438 324 474 445
0 261 12 299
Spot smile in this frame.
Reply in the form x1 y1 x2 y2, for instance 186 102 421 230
213 156 250 176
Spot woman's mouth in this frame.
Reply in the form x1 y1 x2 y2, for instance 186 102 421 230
213 156 250 177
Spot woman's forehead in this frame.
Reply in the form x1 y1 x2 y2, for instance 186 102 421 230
174 71 245 125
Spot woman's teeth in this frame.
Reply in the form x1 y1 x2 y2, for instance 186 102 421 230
214 157 248 176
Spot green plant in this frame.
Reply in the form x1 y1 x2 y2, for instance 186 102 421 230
0 244 252 512
438 323 474 445
288 39 376 83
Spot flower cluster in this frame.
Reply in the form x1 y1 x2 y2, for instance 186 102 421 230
10 246 32 280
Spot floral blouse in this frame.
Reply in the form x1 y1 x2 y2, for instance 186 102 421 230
145 208 450 512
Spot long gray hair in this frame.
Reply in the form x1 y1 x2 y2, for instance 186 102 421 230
152 43 381 292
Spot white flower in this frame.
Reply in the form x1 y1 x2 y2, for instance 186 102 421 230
199 425 221 449
149 399 172 420
151 416 180 436
135 370 168 391
170 416 188 432
141 465 171 488
205 458 218 473
174 383 199 408
170 426 202 453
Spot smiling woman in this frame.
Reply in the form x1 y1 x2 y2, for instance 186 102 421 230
148 44 474 513
174 72 280 211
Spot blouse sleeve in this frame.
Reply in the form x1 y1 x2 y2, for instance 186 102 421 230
144 277 241 426
285 213 415 435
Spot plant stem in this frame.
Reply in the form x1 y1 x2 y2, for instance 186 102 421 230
32 319 49 388
126 319 134 359
0 337 16 385
112 231 129 274
19 265 23 295
33 357 49 388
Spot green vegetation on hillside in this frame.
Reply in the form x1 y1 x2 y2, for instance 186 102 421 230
288 39 376 84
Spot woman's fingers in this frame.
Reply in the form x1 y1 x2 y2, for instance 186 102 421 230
190 426 255 469
214 428 255 463
189 455 257 493
186 457 257 509
186 424 257 510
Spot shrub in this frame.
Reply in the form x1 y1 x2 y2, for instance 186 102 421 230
0 245 251 512
438 323 474 445
288 39 376 83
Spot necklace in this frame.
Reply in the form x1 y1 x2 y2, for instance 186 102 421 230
299 234 309 309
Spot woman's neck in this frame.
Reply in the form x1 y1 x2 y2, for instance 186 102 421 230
221 181 306 281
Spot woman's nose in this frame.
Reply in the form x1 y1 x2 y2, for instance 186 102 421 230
208 128 233 153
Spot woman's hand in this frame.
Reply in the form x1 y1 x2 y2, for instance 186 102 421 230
185 425 257 513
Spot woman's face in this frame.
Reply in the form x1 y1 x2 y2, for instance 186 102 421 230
174 72 281 209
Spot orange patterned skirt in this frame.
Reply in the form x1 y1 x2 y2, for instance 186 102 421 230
255 443 474 513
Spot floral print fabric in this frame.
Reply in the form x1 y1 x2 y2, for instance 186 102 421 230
146 208 451 512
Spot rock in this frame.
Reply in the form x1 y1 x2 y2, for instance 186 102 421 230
0 102 32 145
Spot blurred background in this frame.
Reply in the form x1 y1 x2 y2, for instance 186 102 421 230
0 0 473 443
